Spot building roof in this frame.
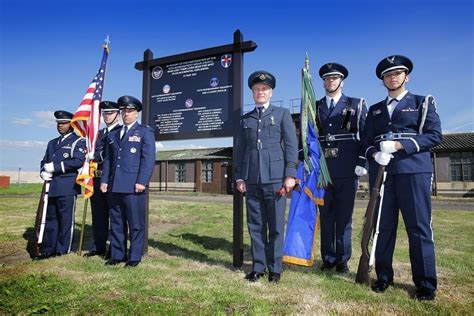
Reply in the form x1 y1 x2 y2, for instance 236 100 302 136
157 147 232 161
433 132 474 152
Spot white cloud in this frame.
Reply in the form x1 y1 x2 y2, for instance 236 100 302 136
13 118 33 125
32 111 56 128
0 139 47 149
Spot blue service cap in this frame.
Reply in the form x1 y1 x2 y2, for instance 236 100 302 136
117 95 142 112
376 55 413 79
99 101 120 112
54 110 73 123
248 70 276 89
319 63 348 79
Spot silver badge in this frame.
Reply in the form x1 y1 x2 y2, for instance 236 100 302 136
63 153 69 158
130 147 137 154
387 56 395 64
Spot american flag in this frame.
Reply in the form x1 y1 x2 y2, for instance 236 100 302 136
71 38 109 199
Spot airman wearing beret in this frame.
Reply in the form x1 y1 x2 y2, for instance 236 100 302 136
100 95 156 267
235 70 298 283
316 63 368 273
361 55 442 300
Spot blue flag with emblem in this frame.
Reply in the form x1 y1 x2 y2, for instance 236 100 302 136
283 55 330 266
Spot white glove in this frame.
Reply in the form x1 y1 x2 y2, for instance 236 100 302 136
40 171 52 181
87 152 95 160
43 162 54 173
354 166 368 177
373 151 394 166
380 140 398 154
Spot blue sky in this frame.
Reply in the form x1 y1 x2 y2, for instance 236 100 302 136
1 0 472 171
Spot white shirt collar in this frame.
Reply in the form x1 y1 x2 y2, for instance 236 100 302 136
124 121 137 129
388 90 409 103
107 122 120 132
255 102 270 110
326 93 342 108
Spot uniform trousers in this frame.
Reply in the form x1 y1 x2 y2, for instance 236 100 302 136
246 182 286 273
42 195 76 255
107 192 146 262
319 176 358 265
90 179 109 253
375 172 437 291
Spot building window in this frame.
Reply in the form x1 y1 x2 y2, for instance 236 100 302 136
449 151 473 182
175 163 186 182
202 161 213 183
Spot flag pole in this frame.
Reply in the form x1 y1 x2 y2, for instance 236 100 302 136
77 36 110 256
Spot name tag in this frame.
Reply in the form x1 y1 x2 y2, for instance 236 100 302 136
401 108 418 112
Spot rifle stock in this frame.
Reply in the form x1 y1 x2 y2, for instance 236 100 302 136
33 181 48 257
355 165 385 285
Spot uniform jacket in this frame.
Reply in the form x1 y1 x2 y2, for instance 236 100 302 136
40 133 86 197
101 122 156 193
361 92 442 175
317 94 367 178
235 104 298 184
93 124 122 168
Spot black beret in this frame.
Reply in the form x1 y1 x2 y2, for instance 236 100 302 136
54 110 73 122
99 101 120 112
319 63 348 79
376 55 413 79
117 95 142 112
248 70 276 89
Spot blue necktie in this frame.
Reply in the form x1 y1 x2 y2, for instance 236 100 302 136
121 126 128 140
329 98 335 113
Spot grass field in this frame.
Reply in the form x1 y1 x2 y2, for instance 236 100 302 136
0 186 473 314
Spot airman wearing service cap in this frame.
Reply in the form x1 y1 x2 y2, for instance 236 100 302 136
84 100 121 258
316 62 368 274
101 95 155 267
235 70 298 283
35 110 86 260
361 55 442 300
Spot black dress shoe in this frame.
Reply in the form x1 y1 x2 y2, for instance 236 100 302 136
415 288 436 301
244 271 265 282
83 251 105 257
124 261 140 267
371 279 393 293
105 259 125 266
268 272 281 283
105 251 111 260
32 253 54 261
335 262 349 273
320 262 335 271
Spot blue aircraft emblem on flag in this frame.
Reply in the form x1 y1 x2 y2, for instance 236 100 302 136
221 54 232 68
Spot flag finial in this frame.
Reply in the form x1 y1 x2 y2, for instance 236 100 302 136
305 53 310 71
103 35 110 51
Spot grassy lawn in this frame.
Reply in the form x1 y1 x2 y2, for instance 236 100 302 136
0 183 43 195
0 190 473 314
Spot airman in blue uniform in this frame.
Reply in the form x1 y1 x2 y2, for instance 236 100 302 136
100 96 156 267
35 110 86 260
361 55 442 300
235 71 298 283
84 101 121 258
316 63 368 273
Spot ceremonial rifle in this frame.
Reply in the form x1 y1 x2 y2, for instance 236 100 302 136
33 181 50 257
355 165 385 285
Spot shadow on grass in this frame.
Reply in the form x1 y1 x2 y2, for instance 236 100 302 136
174 233 233 253
22 222 94 259
149 237 253 271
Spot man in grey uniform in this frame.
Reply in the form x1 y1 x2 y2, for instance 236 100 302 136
235 70 298 283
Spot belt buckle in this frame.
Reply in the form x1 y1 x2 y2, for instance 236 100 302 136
94 170 103 178
324 148 339 158
326 134 335 142
386 132 395 141
257 140 262 150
